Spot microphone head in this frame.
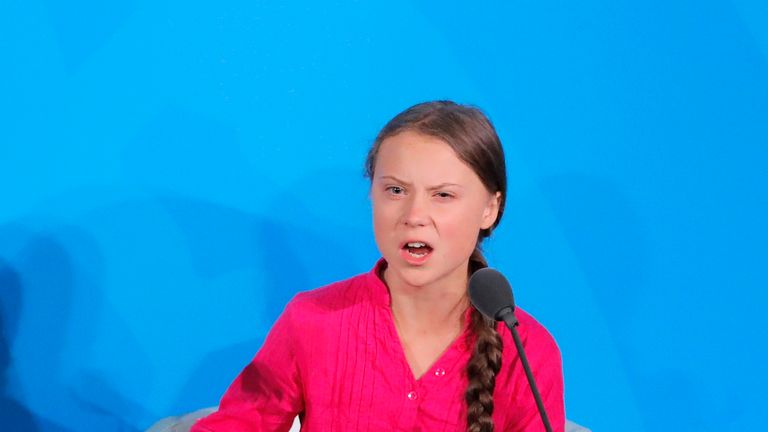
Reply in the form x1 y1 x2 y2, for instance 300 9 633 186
468 267 515 321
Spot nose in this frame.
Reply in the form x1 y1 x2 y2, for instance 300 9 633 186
402 194 430 227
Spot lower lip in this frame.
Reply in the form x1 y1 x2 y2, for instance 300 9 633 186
400 247 433 265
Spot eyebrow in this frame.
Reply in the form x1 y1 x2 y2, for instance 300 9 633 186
376 175 464 190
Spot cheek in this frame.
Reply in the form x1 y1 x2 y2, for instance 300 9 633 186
372 201 397 228
436 208 483 251
371 202 399 245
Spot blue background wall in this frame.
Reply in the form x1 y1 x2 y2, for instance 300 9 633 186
1 0 766 430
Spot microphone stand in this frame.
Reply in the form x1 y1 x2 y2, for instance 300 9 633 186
501 311 553 432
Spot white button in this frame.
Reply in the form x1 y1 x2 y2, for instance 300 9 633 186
434 368 446 377
407 391 418 401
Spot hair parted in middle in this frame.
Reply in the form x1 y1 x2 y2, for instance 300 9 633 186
364 100 507 432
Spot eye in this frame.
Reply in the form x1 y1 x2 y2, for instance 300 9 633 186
435 192 454 200
385 186 405 196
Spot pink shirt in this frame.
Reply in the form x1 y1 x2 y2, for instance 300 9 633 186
192 259 565 431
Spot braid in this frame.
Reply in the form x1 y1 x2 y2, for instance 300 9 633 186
465 249 503 432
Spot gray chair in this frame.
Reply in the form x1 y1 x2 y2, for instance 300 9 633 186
146 407 590 432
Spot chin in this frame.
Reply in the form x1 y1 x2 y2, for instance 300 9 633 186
401 274 433 288
391 265 440 288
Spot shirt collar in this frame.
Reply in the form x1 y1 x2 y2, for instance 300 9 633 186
367 258 391 307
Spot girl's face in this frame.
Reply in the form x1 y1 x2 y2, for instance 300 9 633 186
371 130 501 291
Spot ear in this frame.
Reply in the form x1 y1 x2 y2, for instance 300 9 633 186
480 191 502 230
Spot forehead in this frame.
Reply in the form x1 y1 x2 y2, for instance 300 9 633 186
374 131 480 184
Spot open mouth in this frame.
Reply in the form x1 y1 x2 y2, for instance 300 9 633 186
401 241 434 259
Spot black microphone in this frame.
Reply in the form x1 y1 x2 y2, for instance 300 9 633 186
469 268 553 432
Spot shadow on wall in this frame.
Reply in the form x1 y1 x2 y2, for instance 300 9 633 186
155 194 374 416
0 259 38 431
0 225 147 431
1 188 373 429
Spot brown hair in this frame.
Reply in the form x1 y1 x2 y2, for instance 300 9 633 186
364 100 507 431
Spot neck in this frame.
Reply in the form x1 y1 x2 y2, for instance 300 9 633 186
383 264 470 333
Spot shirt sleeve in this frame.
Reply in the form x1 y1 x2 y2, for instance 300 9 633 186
191 298 305 432
503 320 565 432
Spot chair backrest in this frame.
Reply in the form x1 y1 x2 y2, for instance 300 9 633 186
145 408 589 432
145 408 301 432
566 419 591 432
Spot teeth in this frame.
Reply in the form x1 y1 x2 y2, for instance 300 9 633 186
407 242 426 248
408 251 427 258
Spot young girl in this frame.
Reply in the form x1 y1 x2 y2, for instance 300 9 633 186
192 101 565 431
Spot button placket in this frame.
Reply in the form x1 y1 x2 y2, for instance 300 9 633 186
399 383 420 429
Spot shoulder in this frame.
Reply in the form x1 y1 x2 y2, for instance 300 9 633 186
282 269 376 318
497 307 562 366
269 269 379 358
494 308 566 426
